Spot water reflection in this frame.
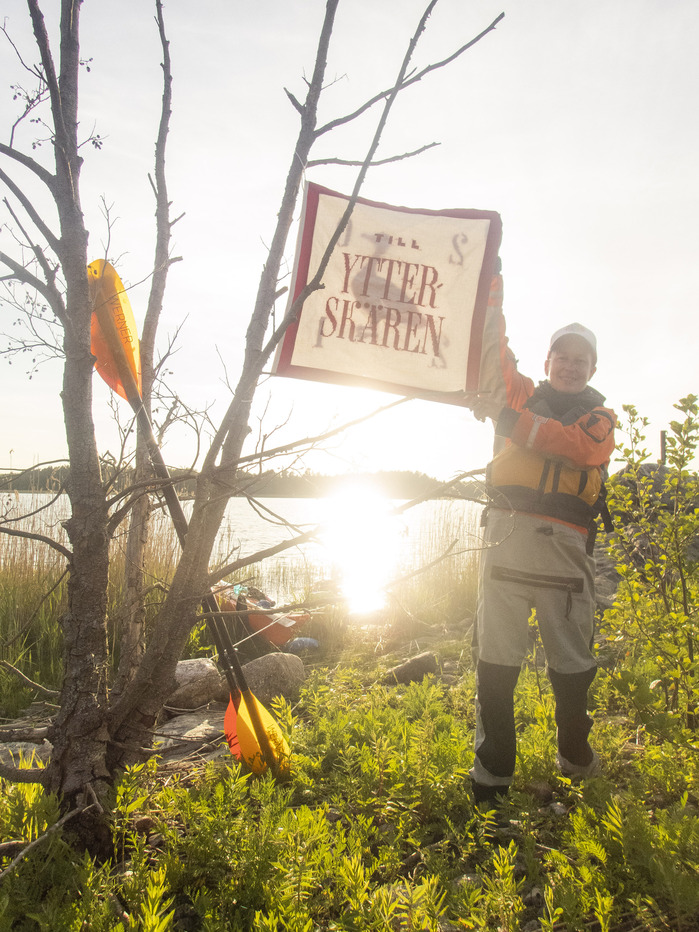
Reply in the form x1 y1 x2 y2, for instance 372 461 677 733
4 493 481 616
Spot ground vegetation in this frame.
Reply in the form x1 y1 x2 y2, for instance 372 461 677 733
0 401 698 929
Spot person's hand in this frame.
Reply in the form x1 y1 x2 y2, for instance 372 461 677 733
465 394 504 423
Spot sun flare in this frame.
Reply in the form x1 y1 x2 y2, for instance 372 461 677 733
319 481 400 615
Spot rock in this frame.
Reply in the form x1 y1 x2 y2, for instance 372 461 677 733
523 886 544 909
593 549 622 611
522 780 554 803
439 673 459 686
166 658 228 710
240 653 306 705
383 651 438 685
154 710 226 759
134 815 158 834
0 740 52 768
548 801 568 817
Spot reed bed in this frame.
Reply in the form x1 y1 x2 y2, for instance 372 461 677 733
0 493 481 714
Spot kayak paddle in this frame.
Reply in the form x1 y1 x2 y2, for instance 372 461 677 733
88 259 290 778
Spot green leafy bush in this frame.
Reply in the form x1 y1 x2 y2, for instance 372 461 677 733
601 395 699 733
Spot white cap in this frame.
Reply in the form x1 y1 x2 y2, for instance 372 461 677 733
548 322 597 363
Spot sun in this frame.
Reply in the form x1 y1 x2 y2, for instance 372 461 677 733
319 479 400 615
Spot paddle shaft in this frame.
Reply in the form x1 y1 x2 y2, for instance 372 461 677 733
93 298 277 773
137 403 276 773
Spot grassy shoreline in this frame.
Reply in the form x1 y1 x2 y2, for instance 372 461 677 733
2 634 697 931
2 454 699 930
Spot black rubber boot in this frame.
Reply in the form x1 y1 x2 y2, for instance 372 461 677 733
548 666 597 767
471 779 509 805
474 659 521 779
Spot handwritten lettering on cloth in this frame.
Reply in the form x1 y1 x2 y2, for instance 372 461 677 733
273 183 502 403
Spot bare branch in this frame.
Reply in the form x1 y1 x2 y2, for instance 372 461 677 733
25 0 71 181
0 524 72 561
0 807 95 879
0 141 56 191
315 11 505 136
152 319 186 380
258 1 447 369
0 167 61 253
201 0 342 469
237 395 409 467
106 487 150 540
142 0 176 377
284 87 304 114
0 725 50 743
208 524 319 585
0 247 66 322
2 197 65 322
307 141 439 168
0 23 41 74
0 660 60 698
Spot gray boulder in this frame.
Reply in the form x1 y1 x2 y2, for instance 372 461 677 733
240 653 306 705
166 658 228 710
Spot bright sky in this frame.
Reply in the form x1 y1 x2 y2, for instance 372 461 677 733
1 0 698 482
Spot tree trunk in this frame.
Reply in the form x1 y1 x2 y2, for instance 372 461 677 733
113 479 151 697
113 0 175 698
30 1 113 833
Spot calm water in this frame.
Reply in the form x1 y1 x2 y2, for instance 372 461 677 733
2 490 482 608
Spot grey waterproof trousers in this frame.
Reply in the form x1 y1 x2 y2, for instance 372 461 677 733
470 510 597 790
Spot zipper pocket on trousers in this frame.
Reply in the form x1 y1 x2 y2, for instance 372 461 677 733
490 565 584 617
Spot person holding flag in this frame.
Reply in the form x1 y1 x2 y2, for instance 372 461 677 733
465 267 616 805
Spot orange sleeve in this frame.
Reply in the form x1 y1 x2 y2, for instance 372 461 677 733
508 406 617 469
478 274 534 413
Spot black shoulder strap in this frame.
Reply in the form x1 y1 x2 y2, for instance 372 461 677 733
595 482 614 533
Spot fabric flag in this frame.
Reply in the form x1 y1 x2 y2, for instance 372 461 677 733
273 183 502 404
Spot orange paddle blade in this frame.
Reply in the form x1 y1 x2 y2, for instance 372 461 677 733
224 691 290 778
88 259 142 402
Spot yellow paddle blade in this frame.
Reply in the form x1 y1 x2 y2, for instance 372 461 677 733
88 259 142 402
225 691 290 778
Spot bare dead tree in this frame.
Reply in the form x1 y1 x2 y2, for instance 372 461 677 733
106 0 504 763
0 0 503 847
114 0 181 699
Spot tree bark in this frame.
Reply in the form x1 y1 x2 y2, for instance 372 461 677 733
24 3 112 834
113 0 173 698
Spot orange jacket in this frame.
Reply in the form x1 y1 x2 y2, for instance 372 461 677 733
479 274 616 525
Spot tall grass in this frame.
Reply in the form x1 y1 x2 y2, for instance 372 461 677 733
387 499 481 631
0 494 67 708
0 493 481 715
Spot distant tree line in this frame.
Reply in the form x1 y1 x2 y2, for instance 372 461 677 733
0 464 474 500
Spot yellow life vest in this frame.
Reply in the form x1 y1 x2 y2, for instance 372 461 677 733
487 444 602 508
